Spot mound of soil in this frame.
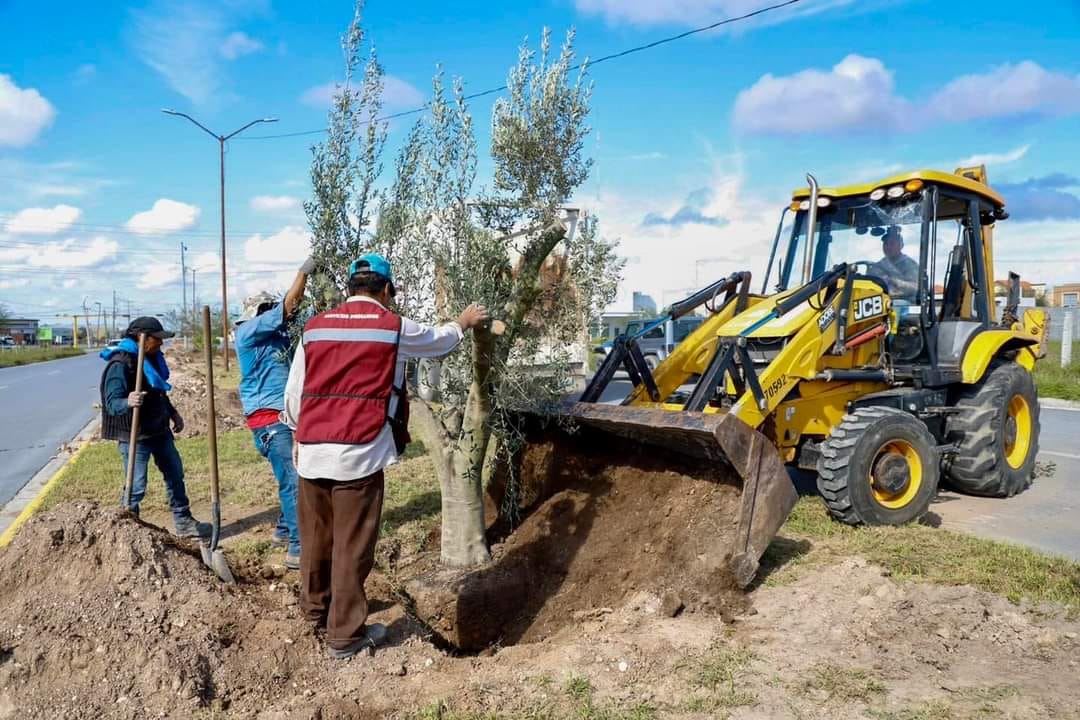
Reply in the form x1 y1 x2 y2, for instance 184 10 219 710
0 503 394 719
404 428 751 650
166 350 246 437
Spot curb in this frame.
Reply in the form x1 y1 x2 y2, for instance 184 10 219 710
0 418 99 547
1040 397 1080 411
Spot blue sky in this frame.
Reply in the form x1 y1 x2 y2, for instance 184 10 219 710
1 0 1079 320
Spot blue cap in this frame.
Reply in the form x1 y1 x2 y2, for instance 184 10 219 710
349 253 394 288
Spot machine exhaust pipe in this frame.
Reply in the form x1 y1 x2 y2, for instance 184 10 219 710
802 173 820 284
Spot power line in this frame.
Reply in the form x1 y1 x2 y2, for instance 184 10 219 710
239 0 806 141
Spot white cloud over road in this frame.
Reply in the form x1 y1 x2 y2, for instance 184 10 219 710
957 144 1030 168
126 199 200 234
0 74 56 147
0 236 119 269
4 205 82 234
243 225 310 264
137 262 183 289
734 57 1080 135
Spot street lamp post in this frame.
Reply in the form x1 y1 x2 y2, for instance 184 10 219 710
161 109 278 370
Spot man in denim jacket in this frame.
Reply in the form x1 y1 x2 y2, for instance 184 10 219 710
234 257 313 569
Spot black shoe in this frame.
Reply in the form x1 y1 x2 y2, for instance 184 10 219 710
174 515 211 539
327 624 387 659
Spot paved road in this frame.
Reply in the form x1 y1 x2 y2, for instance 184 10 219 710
934 406 1080 560
594 379 1080 560
0 352 101 507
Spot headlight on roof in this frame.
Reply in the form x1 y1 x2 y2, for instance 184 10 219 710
904 179 924 193
869 188 886 201
817 196 832 208
798 199 811 210
886 184 905 199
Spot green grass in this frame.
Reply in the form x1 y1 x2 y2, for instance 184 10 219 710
763 498 1080 614
1033 340 1080 401
0 346 84 367
800 664 885 702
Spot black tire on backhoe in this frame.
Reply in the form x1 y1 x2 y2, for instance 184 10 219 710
945 361 1040 497
816 406 939 526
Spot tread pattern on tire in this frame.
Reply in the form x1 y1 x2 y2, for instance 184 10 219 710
817 406 913 525
945 361 1040 498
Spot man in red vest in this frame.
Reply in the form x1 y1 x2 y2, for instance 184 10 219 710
282 253 488 659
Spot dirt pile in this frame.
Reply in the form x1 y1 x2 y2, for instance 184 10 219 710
0 503 359 719
404 428 750 650
166 350 246 436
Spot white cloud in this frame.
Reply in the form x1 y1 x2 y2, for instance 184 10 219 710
927 62 1080 123
220 31 264 60
0 278 31 290
0 236 119 269
734 54 907 134
250 195 300 212
629 151 666 161
957 144 1030 168
137 262 182 289
301 75 423 110
126 199 200 234
383 76 424 110
129 2 267 104
735 57 1080 136
994 220 1080 286
30 184 88 198
243 225 310 264
579 161 780 311
573 0 852 28
74 64 97 82
4 205 82 234
0 74 56 147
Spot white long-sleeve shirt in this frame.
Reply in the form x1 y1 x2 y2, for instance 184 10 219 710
282 296 464 480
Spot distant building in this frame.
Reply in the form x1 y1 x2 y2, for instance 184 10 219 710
0 318 40 345
632 291 657 315
1051 283 1080 307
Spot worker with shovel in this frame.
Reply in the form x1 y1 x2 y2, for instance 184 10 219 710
233 256 314 570
283 254 488 659
100 316 209 538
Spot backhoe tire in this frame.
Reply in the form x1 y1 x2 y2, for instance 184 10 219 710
945 361 1039 497
817 407 939 526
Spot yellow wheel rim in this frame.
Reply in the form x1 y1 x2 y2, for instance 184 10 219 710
869 440 923 509
1005 394 1033 469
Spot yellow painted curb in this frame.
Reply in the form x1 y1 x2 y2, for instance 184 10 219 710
0 439 92 548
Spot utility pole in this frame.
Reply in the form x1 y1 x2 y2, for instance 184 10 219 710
180 242 188 342
112 290 117 336
82 299 91 348
190 268 197 325
162 109 278 370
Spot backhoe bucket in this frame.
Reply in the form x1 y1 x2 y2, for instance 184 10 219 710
514 402 798 589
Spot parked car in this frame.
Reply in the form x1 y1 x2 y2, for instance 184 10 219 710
593 314 705 370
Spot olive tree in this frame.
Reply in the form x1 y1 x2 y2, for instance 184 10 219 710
306 4 621 566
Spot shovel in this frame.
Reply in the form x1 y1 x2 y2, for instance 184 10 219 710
121 333 146 510
199 305 236 584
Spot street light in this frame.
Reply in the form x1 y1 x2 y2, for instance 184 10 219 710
161 109 278 370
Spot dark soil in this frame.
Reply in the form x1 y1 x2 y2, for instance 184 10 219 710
403 426 750 650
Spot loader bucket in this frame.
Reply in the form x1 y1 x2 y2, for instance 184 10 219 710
511 402 798 589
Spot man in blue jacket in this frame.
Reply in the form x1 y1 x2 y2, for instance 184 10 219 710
234 256 313 569
100 316 208 538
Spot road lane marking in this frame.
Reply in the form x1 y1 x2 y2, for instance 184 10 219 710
1040 450 1080 460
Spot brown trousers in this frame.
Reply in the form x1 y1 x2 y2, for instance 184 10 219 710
297 471 384 650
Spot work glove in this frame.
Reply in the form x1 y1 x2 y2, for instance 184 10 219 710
126 391 146 408
171 412 185 434
300 256 316 275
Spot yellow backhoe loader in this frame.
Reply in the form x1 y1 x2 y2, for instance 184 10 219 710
541 165 1047 588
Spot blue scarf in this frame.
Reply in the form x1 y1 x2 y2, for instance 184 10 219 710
100 338 172 392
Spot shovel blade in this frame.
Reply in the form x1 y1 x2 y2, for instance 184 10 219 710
210 549 236 584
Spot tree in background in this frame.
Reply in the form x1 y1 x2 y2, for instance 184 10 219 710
306 2 621 566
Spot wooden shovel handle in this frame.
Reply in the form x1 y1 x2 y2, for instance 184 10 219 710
121 333 146 509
